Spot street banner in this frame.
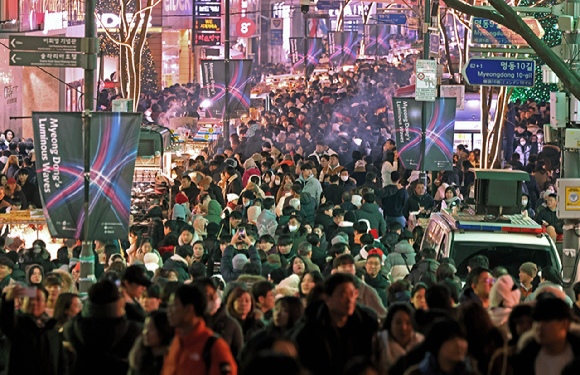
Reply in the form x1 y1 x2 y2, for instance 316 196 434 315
289 37 323 76
392 98 456 171
200 59 253 119
32 112 141 240
393 98 422 170
329 32 358 68
364 25 389 57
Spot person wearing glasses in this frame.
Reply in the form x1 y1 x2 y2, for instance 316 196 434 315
459 267 494 309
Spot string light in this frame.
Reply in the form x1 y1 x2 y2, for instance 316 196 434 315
97 0 159 92
511 0 560 103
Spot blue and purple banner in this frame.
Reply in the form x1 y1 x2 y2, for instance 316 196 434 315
289 37 324 76
32 112 142 240
329 32 359 68
200 59 253 119
365 25 390 57
392 98 456 171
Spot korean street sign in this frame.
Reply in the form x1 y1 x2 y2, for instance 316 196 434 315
316 0 339 10
471 17 544 45
9 36 98 53
429 32 440 58
195 32 221 46
377 13 407 25
195 18 221 32
9 51 88 68
415 59 437 102
462 57 535 87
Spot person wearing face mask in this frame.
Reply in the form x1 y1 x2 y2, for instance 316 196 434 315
194 278 244 359
515 136 531 166
338 170 357 194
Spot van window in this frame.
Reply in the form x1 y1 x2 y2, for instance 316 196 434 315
423 221 441 250
450 242 558 281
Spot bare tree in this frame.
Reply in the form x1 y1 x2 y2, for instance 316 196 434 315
96 0 161 111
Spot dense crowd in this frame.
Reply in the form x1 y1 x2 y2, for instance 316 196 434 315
0 59 578 375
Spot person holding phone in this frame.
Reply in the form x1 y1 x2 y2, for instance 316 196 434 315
1 284 67 375
220 229 262 282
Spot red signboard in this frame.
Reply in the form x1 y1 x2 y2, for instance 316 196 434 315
195 32 221 46
236 18 255 38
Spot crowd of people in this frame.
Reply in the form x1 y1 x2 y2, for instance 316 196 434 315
0 58 578 375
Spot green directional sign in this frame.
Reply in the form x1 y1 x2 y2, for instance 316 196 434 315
9 36 96 53
9 51 88 68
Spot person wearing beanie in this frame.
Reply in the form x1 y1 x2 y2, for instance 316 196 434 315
519 262 537 299
220 230 261 282
64 280 142 375
488 275 521 338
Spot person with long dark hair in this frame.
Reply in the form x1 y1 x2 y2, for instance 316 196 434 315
128 310 175 375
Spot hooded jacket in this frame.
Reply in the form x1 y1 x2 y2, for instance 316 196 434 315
354 202 387 236
221 245 261 283
405 258 439 285
299 174 322 205
385 241 417 282
242 167 260 187
163 255 190 283
363 271 389 308
64 303 142 375
205 200 222 225
256 208 278 237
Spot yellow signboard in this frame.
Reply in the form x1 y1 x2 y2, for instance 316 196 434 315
565 187 580 210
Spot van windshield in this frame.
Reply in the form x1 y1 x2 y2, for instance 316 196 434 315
449 242 558 281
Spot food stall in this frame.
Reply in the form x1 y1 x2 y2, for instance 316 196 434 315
0 210 63 258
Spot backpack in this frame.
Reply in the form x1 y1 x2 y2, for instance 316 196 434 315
202 333 219 373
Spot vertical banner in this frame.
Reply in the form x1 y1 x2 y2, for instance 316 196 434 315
271 19 283 46
364 24 377 56
376 25 390 56
289 37 323 76
32 112 84 239
392 98 456 171
200 59 253 119
329 32 358 68
32 112 142 240
424 98 456 171
87 112 141 239
392 98 422 170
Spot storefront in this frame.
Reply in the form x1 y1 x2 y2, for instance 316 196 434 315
161 0 193 86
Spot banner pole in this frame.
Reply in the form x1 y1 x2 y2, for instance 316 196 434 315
223 0 230 140
80 0 96 296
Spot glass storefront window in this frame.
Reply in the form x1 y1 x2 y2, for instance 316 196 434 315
162 31 181 88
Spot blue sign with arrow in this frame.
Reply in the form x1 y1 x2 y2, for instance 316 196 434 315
377 13 407 25
317 0 339 10
462 57 535 87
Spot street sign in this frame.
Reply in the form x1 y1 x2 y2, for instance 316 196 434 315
271 19 283 46
316 0 339 10
462 57 535 87
9 51 88 68
377 13 407 25
429 32 440 58
415 59 437 102
236 18 256 38
471 17 544 45
9 36 95 53
195 32 221 46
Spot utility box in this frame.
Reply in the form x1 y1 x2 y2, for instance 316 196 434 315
556 178 580 219
551 92 568 129
564 128 580 149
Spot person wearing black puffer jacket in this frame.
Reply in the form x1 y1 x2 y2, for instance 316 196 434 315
403 181 436 220
146 206 165 250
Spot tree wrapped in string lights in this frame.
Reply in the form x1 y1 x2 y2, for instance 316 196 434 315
96 0 161 111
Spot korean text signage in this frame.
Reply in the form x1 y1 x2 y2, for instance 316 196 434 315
415 59 437 102
195 32 221 46
32 112 142 240
462 57 535 87
471 17 544 45
195 2 221 17
9 35 96 69
195 18 221 32
377 13 407 25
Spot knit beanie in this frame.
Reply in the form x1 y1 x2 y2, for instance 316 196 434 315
175 192 189 205
489 275 521 308
519 262 538 279
232 254 248 271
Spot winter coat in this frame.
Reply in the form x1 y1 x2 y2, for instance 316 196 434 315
510 331 580 375
311 245 328 269
405 352 477 375
403 193 436 220
127 335 166 375
234 312 265 343
323 184 344 206
256 209 278 237
534 207 564 234
382 184 408 218
385 241 417 282
205 304 244 358
405 259 439 285
458 287 484 306
0 297 67 375
291 300 379 375
299 175 322 205
163 255 190 282
242 167 260 187
299 192 316 225
378 330 424 371
358 278 388 319
225 175 243 197
314 213 335 235
354 203 387 236
64 307 142 375
363 271 389 308
205 200 222 225
221 245 261 282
